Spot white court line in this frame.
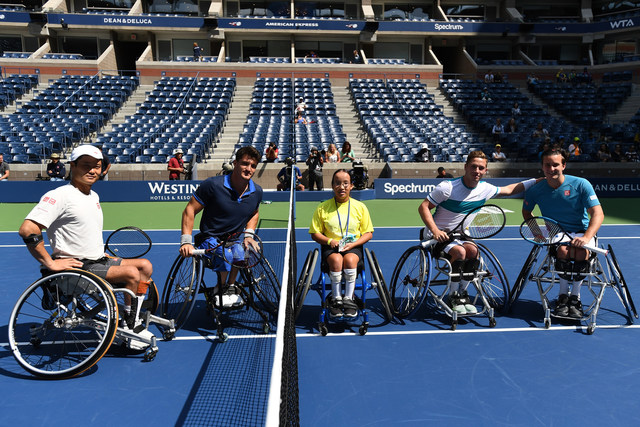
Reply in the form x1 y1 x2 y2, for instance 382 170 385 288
4 324 638 348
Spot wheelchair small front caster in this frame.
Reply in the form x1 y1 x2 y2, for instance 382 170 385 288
218 332 229 342
144 346 158 362
489 318 496 328
587 324 595 335
544 319 551 329
358 324 368 335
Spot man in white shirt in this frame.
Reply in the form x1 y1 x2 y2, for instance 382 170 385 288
18 145 153 329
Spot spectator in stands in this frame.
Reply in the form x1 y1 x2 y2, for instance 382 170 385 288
193 42 202 61
0 153 9 181
484 70 494 83
97 145 111 181
325 143 339 163
491 118 504 142
340 141 355 163
480 87 492 102
277 157 304 191
511 102 521 117
295 98 306 114
538 141 551 161
168 148 185 180
494 71 504 83
415 144 430 162
624 145 639 162
265 142 278 162
46 153 66 181
611 144 624 162
568 137 582 156
305 146 324 191
506 117 518 133
352 49 361 64
295 112 308 125
568 69 577 85
532 122 549 140
305 51 318 58
556 68 568 83
436 167 454 179
596 143 612 162
527 73 539 91
492 144 507 162
556 135 567 149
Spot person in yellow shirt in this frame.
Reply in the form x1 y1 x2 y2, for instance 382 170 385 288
309 169 373 318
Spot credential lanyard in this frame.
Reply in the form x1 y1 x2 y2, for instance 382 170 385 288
335 198 350 238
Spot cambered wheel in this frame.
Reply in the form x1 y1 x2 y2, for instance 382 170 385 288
246 256 280 317
508 245 541 311
476 243 509 314
607 244 638 319
294 249 318 320
8 270 119 379
161 254 203 330
365 248 394 322
389 246 430 318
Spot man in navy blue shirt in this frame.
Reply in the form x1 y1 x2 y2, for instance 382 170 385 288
179 146 263 305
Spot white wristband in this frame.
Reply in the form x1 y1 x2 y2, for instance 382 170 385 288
244 228 255 235
521 178 536 191
180 234 192 246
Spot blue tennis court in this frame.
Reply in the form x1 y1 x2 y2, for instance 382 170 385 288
1 223 639 425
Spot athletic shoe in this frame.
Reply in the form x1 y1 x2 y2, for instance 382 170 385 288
329 296 343 318
122 323 154 350
554 294 570 317
568 295 584 318
342 297 358 318
448 292 467 315
458 290 478 314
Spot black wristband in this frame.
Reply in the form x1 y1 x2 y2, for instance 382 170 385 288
23 233 43 246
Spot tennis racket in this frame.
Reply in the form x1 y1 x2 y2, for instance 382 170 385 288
192 231 263 269
422 204 506 242
519 216 608 255
105 226 152 259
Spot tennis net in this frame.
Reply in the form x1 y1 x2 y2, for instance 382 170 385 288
265 171 300 426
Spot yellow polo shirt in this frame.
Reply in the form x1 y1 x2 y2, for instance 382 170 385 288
309 197 373 241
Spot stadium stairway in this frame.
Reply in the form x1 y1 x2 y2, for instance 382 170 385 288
332 85 366 158
3 81 48 115
432 89 467 125
212 84 253 164
607 83 640 124
99 84 154 133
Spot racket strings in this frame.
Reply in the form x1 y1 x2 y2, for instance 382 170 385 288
521 218 562 243
463 206 505 239
106 228 152 259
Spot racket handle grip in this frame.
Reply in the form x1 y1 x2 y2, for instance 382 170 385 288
585 244 608 256
192 249 206 256
421 239 437 249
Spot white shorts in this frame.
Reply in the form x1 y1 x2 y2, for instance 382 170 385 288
551 232 596 248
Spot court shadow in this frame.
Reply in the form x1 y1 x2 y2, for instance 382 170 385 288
0 346 100 380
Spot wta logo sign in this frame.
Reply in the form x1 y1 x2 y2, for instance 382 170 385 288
610 19 635 29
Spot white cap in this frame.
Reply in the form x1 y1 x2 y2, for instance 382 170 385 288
70 145 103 161
174 148 184 155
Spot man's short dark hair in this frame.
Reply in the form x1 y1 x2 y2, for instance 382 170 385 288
235 146 261 163
541 148 568 164
437 167 445 174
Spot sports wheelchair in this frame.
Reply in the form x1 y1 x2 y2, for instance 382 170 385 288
509 243 637 334
294 247 393 335
389 239 509 330
8 269 176 379
161 247 280 342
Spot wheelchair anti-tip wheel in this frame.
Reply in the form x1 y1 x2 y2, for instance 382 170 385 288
161 254 203 330
389 246 431 318
8 270 119 379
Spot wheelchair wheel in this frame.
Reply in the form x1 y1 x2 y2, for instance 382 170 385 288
8 270 119 379
389 246 430 318
476 243 509 314
606 245 638 319
295 249 318 320
508 245 541 311
365 248 394 321
246 256 280 316
161 254 203 330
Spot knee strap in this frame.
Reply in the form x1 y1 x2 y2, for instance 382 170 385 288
450 259 464 282
555 259 573 281
572 260 590 281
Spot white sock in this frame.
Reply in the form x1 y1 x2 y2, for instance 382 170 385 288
558 278 570 296
330 271 342 297
124 304 131 314
571 281 583 300
343 268 357 299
